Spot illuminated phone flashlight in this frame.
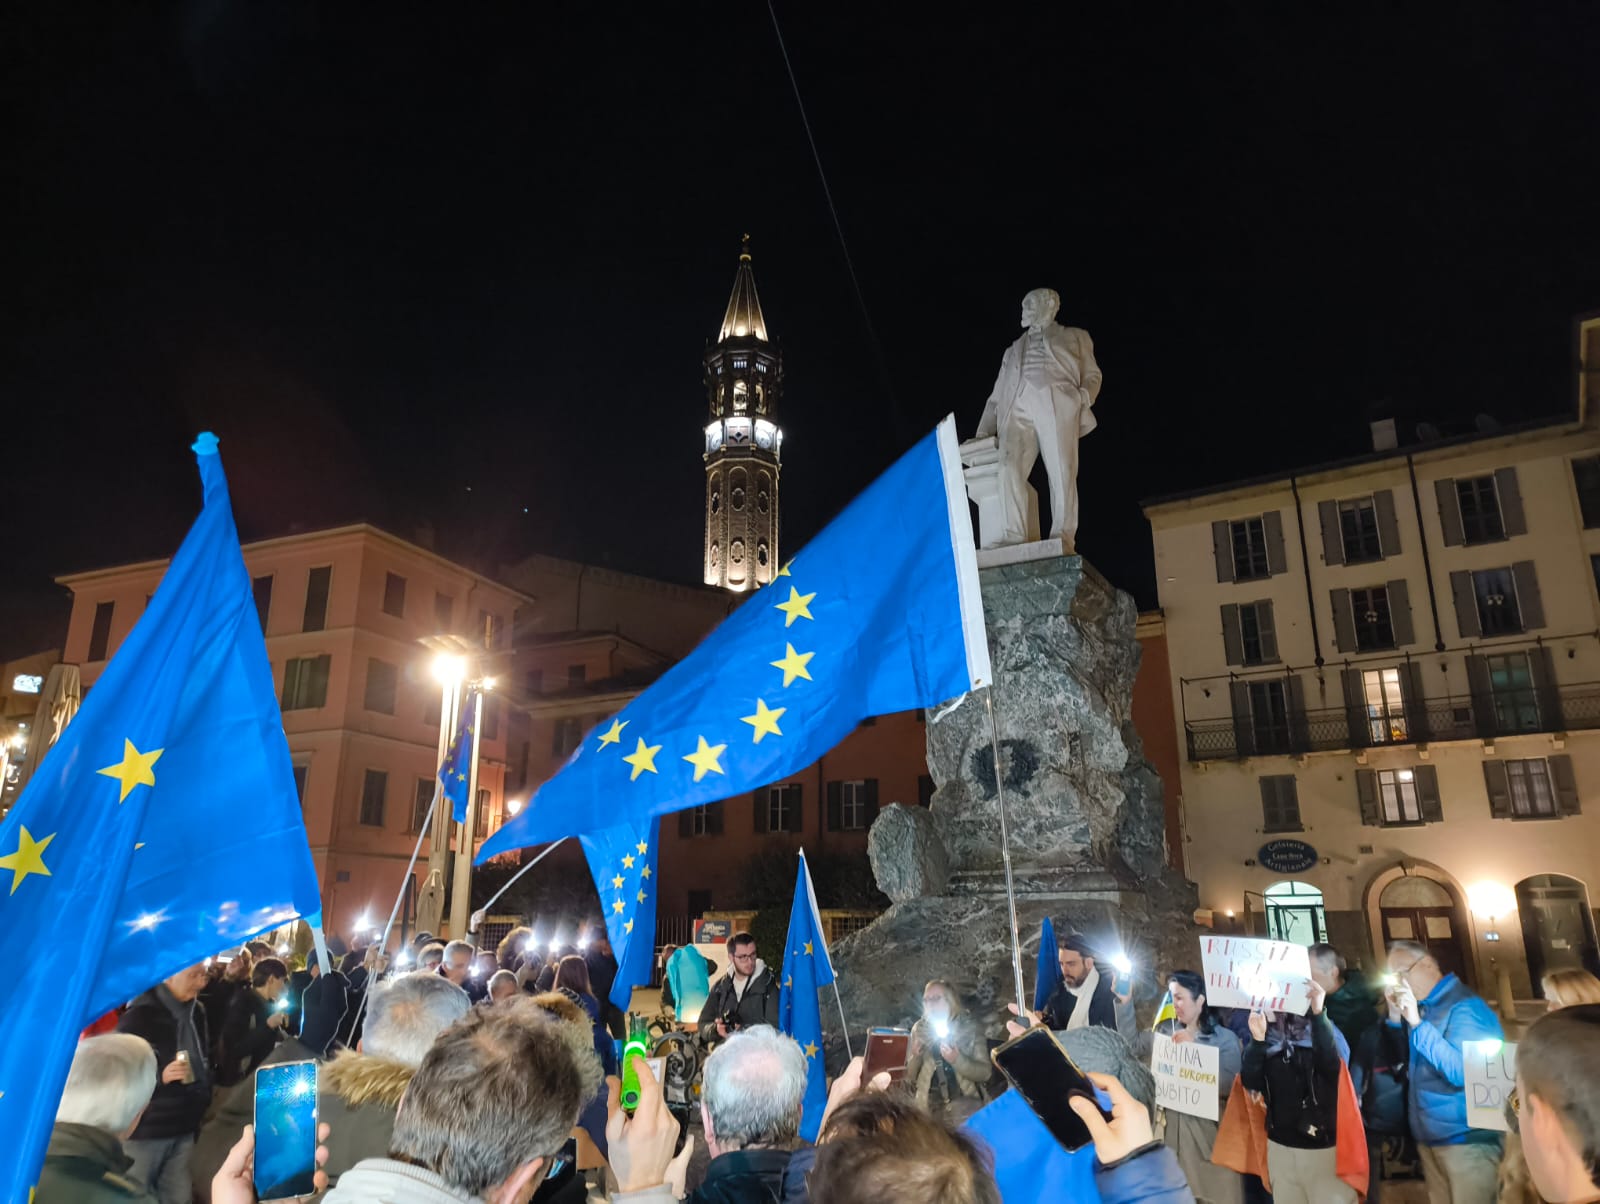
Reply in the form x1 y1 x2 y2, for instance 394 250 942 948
470 963 482 977
1112 953 1134 976
1382 973 1398 986
933 1017 950 1040
396 950 412 967
275 998 290 1012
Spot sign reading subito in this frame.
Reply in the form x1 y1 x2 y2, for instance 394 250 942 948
1464 1040 1517 1132
1151 1033 1221 1121
1200 936 1312 1015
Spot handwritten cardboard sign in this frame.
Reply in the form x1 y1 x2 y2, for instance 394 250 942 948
1464 1040 1517 1132
1200 936 1312 1015
1151 1033 1221 1121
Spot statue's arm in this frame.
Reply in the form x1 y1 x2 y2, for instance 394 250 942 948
1076 330 1103 404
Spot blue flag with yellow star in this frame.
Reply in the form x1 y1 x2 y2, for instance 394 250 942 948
0 434 323 1198
477 414 991 856
778 849 835 1141
439 686 478 823
578 819 660 1012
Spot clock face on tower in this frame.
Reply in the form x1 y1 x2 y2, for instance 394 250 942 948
726 417 752 446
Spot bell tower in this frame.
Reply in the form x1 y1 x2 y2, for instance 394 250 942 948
703 235 782 591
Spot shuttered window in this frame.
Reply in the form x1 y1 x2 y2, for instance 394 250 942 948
1259 775 1302 832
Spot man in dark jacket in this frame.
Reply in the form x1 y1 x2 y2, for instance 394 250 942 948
40 1033 161 1203
699 933 779 1044
217 956 289 1087
585 926 626 1039
1351 991 1411 1204
1040 936 1132 1035
116 962 213 1204
690 1026 808 1204
1312 943 1380 1054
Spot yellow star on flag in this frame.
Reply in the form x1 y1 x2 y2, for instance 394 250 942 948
777 561 793 578
804 1041 819 1058
622 854 636 869
0 825 55 895
641 865 652 879
613 899 625 914
622 737 662 781
804 941 814 956
612 874 625 890
625 918 634 934
637 888 648 904
785 975 794 988
774 586 816 627
96 739 164 803
682 735 728 783
741 698 786 743
771 644 814 688
636 839 649 855
598 718 628 750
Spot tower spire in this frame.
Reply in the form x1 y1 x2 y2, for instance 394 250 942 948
718 234 769 343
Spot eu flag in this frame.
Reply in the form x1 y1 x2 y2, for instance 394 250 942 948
777 850 835 1142
0 434 323 1196
1034 916 1064 1013
439 686 478 823
479 415 991 856
578 818 660 1012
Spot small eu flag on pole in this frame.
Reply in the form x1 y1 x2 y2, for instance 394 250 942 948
578 818 660 1012
439 686 478 824
0 434 323 1197
1034 916 1064 1014
478 414 991 857
777 849 836 1142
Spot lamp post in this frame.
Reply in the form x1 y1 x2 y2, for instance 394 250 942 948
447 677 493 942
416 650 467 937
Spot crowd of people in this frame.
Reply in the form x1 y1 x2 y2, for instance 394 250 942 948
34 923 1600 1204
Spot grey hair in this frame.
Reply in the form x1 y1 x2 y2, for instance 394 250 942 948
56 1034 157 1133
390 997 585 1194
1309 944 1346 973
418 942 446 968
364 971 471 1066
487 969 518 997
443 940 475 964
703 1025 808 1151
1387 939 1430 962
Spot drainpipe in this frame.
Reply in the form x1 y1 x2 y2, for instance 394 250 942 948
1406 453 1447 653
1289 476 1324 668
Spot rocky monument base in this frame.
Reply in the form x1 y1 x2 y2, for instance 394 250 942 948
829 555 1200 1050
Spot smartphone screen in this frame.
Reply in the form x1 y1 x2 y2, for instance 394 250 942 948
863 1027 911 1083
254 1060 319 1200
991 1025 1111 1152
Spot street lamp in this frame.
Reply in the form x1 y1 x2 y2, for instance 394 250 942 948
506 798 523 816
431 654 468 686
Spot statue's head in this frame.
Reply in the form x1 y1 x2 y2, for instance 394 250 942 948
1019 288 1060 329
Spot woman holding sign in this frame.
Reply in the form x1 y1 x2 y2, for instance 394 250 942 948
1241 978 1354 1204
1156 970 1245 1204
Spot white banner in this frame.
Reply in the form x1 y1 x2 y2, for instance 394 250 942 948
1464 1040 1517 1132
1151 1033 1221 1121
1200 936 1312 1015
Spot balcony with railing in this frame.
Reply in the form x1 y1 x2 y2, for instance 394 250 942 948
1186 683 1600 761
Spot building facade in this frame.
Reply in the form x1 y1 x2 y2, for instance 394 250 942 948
1145 316 1600 997
703 235 783 592
57 524 527 944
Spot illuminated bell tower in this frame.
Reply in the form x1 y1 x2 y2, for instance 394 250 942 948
703 235 782 591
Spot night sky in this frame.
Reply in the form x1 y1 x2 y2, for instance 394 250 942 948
5 4 1599 659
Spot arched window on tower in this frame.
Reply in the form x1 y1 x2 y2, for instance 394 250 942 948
733 380 749 413
758 540 769 567
730 468 747 512
755 384 765 414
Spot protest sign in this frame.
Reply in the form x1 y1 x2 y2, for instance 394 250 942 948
1151 1033 1221 1121
1464 1040 1517 1132
1200 936 1312 1014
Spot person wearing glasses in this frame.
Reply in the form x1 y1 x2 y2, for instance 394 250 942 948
699 933 778 1044
1383 940 1504 1204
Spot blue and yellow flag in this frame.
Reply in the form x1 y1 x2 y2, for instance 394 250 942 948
778 849 835 1142
478 415 990 856
1034 916 1064 1013
0 434 323 1196
439 686 478 824
578 819 660 1012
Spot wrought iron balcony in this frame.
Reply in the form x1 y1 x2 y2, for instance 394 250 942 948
1185 683 1600 761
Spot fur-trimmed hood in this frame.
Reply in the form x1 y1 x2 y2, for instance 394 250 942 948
322 1049 415 1109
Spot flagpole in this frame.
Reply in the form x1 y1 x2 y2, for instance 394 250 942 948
983 687 1028 1019
352 782 443 1034
468 838 568 935
417 675 462 936
830 979 854 1059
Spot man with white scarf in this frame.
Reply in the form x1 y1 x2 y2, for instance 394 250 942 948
1041 936 1135 1036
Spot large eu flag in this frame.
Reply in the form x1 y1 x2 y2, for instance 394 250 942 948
777 850 835 1142
0 434 323 1195
439 686 479 823
479 414 990 856
578 819 660 1012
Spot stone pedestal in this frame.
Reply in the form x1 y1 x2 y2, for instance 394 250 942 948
960 436 1039 550
831 555 1199 1050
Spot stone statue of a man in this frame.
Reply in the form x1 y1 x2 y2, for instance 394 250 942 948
974 288 1102 551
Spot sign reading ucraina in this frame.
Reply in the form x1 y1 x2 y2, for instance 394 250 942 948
1464 1040 1517 1132
1151 1033 1220 1121
1200 936 1312 1015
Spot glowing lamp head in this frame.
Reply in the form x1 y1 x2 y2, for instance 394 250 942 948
1467 881 1517 920
431 654 468 686
506 798 524 816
